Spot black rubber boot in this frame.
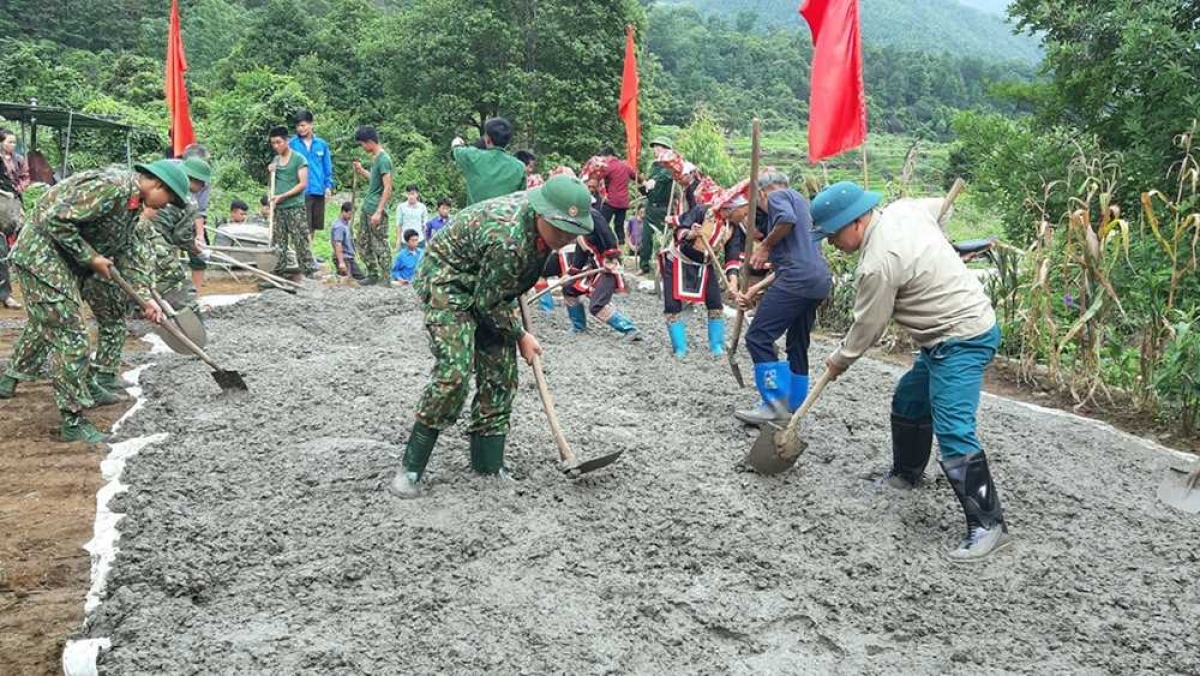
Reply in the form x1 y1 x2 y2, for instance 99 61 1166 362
877 414 934 490
389 422 439 498
940 450 1011 563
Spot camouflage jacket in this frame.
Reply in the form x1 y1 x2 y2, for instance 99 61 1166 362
414 191 550 337
147 198 201 250
11 166 153 298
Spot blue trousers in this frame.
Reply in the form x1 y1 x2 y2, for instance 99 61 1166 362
746 285 821 374
891 324 1001 459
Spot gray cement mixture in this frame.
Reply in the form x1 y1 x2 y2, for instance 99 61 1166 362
82 284 1200 675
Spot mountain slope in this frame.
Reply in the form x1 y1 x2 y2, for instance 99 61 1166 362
665 0 1040 64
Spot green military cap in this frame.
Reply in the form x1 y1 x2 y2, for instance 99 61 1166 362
527 175 594 235
181 157 212 184
649 137 673 150
135 160 190 204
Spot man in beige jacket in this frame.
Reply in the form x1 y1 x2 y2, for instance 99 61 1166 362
812 180 1010 563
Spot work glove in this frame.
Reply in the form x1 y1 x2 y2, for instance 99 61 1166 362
196 247 212 262
643 179 656 191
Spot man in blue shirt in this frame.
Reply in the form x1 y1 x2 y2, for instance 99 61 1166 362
734 170 832 426
289 110 335 246
391 229 423 284
424 198 452 243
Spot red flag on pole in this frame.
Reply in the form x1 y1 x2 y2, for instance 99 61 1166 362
799 0 867 163
166 0 196 158
618 25 641 170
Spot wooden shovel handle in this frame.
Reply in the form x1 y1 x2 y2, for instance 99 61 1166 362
729 120 762 356
517 297 576 465
698 235 734 296
210 250 302 290
529 268 605 302
108 268 222 371
783 369 834 439
939 178 966 224
267 170 277 240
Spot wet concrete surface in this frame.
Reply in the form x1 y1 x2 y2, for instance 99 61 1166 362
82 284 1200 675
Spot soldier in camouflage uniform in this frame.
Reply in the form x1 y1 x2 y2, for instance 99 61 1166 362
85 157 212 394
389 175 594 498
0 162 182 442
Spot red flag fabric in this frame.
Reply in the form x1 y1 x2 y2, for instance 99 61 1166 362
166 0 196 158
799 0 867 163
618 25 641 171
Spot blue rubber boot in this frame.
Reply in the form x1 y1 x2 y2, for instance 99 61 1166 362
539 292 556 314
667 320 688 358
567 304 588 333
707 318 727 356
606 310 642 341
734 361 791 426
787 372 810 413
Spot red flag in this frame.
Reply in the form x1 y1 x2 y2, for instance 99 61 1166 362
618 25 641 171
799 0 867 163
165 0 196 158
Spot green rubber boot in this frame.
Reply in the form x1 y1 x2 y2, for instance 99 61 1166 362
469 433 512 479
389 422 439 498
94 371 133 391
60 412 108 444
0 375 17 399
88 373 131 407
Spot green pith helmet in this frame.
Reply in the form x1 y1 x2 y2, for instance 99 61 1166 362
649 136 673 150
135 160 190 204
527 175 594 235
181 157 212 185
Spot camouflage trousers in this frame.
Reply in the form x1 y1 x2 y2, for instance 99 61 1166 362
356 210 391 281
272 207 313 276
151 234 197 312
5 266 93 413
80 275 129 377
415 308 519 436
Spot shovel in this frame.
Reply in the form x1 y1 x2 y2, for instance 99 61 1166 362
110 268 249 392
727 119 762 388
528 268 605 303
1158 458 1200 514
150 288 207 352
742 369 833 475
209 250 301 294
517 296 623 476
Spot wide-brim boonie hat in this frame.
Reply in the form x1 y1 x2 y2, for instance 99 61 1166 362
811 180 882 238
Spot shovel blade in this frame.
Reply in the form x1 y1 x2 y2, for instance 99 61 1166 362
172 306 207 348
1158 461 1200 514
743 422 808 475
212 369 249 392
567 450 624 476
154 320 195 355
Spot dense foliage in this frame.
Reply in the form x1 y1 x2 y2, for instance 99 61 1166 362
0 0 1033 211
666 0 1042 64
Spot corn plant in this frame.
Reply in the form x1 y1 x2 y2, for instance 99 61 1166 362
1134 123 1200 409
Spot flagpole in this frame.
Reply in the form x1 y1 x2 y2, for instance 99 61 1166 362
861 144 868 189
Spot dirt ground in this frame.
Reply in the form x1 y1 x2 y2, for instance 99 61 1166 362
0 277 257 676
71 284 1199 675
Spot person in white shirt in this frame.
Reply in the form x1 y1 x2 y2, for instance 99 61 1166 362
812 180 1010 563
395 184 429 248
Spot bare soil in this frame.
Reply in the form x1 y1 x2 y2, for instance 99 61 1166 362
0 277 258 676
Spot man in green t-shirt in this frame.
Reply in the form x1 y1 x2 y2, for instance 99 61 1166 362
451 117 525 206
351 125 394 285
268 125 314 281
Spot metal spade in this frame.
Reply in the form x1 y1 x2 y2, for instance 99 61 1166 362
743 369 833 475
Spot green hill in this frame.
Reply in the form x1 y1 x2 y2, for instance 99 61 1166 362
664 0 1041 64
